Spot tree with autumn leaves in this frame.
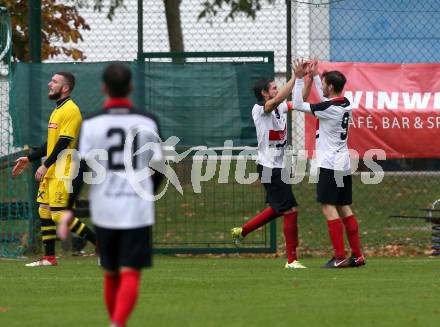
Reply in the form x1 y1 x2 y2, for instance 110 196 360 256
4 0 90 61
4 0 278 62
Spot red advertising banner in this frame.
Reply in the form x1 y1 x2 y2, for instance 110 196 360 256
305 62 440 158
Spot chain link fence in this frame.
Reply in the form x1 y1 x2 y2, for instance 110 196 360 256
27 0 440 255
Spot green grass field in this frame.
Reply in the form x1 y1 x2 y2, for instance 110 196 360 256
1 256 440 327
153 169 439 255
2 161 440 257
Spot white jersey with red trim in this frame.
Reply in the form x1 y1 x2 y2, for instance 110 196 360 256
79 99 163 229
252 101 291 168
312 97 352 171
293 78 352 171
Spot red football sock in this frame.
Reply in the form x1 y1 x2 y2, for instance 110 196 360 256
327 218 346 259
342 214 362 257
283 211 298 263
242 207 281 237
104 273 120 318
112 271 141 327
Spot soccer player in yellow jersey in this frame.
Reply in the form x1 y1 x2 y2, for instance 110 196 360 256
12 72 96 266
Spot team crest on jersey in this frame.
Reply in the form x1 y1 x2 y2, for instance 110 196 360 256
48 123 58 129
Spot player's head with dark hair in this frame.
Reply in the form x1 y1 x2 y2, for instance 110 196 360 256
48 71 75 100
56 72 75 92
322 70 346 97
253 78 277 103
102 63 132 98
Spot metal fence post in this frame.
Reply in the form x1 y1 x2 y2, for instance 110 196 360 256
137 0 145 111
29 0 42 252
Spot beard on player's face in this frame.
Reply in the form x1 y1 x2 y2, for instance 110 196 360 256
48 90 62 100
322 82 331 98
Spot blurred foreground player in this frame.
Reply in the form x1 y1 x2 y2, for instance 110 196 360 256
58 63 164 327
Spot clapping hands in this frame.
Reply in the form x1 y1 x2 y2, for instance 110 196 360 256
292 58 319 79
292 58 309 79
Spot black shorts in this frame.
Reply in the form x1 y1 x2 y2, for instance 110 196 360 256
317 167 352 205
95 225 153 271
257 164 298 213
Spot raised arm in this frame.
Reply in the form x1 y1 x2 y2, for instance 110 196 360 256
293 79 313 114
292 59 313 114
265 59 315 113
264 77 295 113
302 76 314 101
307 59 326 101
313 75 326 101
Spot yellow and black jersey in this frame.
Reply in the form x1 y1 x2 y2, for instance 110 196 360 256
46 97 82 178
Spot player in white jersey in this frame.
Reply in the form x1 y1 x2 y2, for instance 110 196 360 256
292 59 365 268
58 64 164 327
232 62 313 269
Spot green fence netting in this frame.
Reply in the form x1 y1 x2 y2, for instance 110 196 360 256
9 52 276 254
0 7 33 258
12 55 273 149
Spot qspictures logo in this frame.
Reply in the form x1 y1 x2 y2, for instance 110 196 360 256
55 126 386 201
